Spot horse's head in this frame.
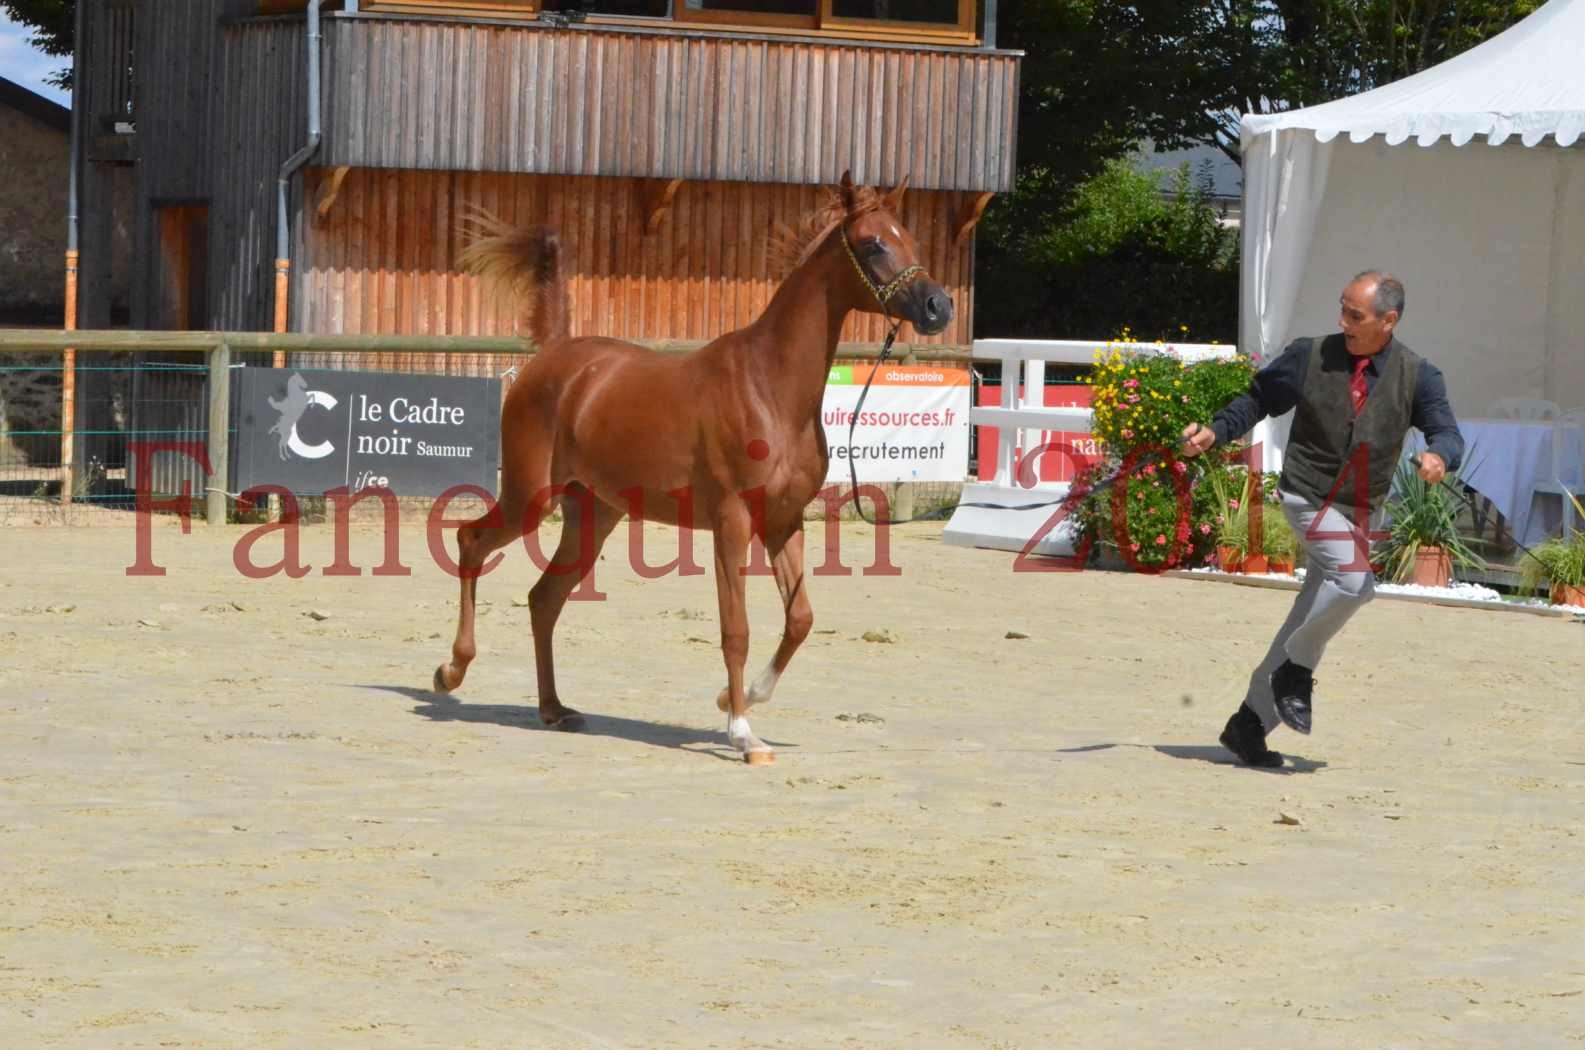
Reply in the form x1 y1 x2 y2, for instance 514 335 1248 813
835 171 954 336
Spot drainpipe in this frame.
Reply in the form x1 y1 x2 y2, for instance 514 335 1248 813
61 0 87 504
273 0 324 359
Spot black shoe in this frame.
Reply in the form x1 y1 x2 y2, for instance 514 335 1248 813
1219 704 1284 768
1270 660 1315 735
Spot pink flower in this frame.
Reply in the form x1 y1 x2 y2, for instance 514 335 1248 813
1143 464 1157 476
1228 499 1240 510
1181 395 1190 403
1172 461 1187 474
1121 428 1134 439
1155 535 1167 545
1127 395 1141 404
1130 543 1141 552
1123 379 1140 389
1200 523 1212 535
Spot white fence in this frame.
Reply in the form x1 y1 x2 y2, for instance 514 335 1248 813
943 339 1283 558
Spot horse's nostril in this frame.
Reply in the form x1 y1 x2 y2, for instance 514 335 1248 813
925 295 942 319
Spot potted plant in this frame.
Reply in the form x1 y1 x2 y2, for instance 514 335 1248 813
1263 507 1298 575
1238 491 1268 574
1205 467 1246 572
1518 493 1585 606
1374 455 1486 587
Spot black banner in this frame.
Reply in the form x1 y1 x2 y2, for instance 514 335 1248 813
235 368 501 497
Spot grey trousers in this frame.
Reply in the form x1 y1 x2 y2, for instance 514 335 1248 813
1242 489 1378 733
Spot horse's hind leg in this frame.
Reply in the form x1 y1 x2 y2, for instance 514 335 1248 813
718 523 812 714
529 484 623 730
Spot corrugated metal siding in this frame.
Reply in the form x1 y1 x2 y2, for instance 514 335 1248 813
211 19 310 331
133 0 225 203
319 19 1017 191
294 168 973 371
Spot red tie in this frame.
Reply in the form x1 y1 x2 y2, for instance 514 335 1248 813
1350 356 1370 416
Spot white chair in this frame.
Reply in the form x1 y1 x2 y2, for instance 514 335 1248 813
1532 408 1585 539
1485 397 1560 421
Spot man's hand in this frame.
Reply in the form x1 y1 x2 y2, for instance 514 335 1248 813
1180 422 1215 457
1416 451 1447 485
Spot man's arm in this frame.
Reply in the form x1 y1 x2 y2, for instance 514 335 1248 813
1412 361 1465 473
1210 340 1309 446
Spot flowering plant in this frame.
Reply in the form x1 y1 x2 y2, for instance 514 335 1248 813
1073 336 1272 571
1089 337 1255 451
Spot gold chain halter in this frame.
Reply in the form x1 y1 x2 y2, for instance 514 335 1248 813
840 227 928 317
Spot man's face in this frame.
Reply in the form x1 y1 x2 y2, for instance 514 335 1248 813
1338 280 1397 356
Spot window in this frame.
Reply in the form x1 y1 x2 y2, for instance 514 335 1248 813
821 0 972 36
676 0 818 29
542 0 669 14
353 0 979 43
829 0 959 23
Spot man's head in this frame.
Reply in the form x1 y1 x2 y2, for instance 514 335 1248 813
1339 271 1404 356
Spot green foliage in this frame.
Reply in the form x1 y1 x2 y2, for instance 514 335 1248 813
1089 344 1254 452
979 156 1241 343
1518 494 1585 591
2 0 74 88
1262 502 1298 561
1069 344 1273 571
1222 1 1546 148
1373 454 1486 583
976 0 1542 341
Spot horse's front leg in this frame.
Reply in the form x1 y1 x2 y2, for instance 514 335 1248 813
718 523 812 714
713 504 773 765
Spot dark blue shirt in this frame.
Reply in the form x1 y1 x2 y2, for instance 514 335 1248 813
1211 336 1465 471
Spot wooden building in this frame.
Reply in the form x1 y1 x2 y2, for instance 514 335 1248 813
72 1 1020 365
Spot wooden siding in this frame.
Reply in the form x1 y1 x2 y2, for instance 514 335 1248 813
317 16 1018 192
292 167 973 374
209 18 310 331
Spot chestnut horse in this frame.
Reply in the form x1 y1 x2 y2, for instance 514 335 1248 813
433 172 953 764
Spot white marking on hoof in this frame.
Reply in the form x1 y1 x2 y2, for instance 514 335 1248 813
728 714 774 764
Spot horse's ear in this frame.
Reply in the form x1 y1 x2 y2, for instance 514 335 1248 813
882 175 910 212
838 170 859 214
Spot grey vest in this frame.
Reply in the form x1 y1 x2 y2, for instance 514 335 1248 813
1280 335 1421 519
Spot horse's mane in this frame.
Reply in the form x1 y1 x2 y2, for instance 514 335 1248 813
766 184 884 279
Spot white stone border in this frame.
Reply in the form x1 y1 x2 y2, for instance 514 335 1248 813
1164 567 1585 620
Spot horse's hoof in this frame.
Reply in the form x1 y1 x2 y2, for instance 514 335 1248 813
542 709 586 732
432 665 453 694
744 749 775 766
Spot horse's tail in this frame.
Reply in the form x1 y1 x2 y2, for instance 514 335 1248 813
458 213 570 352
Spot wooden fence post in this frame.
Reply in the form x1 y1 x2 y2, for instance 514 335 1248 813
206 342 231 525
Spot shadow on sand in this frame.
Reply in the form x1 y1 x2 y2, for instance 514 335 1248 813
357 684 793 763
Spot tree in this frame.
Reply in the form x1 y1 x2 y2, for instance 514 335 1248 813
1192 1 1546 161
974 0 1546 340
2 0 74 89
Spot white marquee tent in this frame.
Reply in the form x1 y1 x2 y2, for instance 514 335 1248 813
1239 0 1585 458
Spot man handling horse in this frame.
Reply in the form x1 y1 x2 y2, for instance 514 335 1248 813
1179 270 1465 768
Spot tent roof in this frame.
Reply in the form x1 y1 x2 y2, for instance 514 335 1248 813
1241 0 1585 148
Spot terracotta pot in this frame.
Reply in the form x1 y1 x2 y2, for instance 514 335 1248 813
1268 558 1294 576
1217 545 1243 573
1409 547 1452 588
1241 553 1268 574
1550 582 1585 607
